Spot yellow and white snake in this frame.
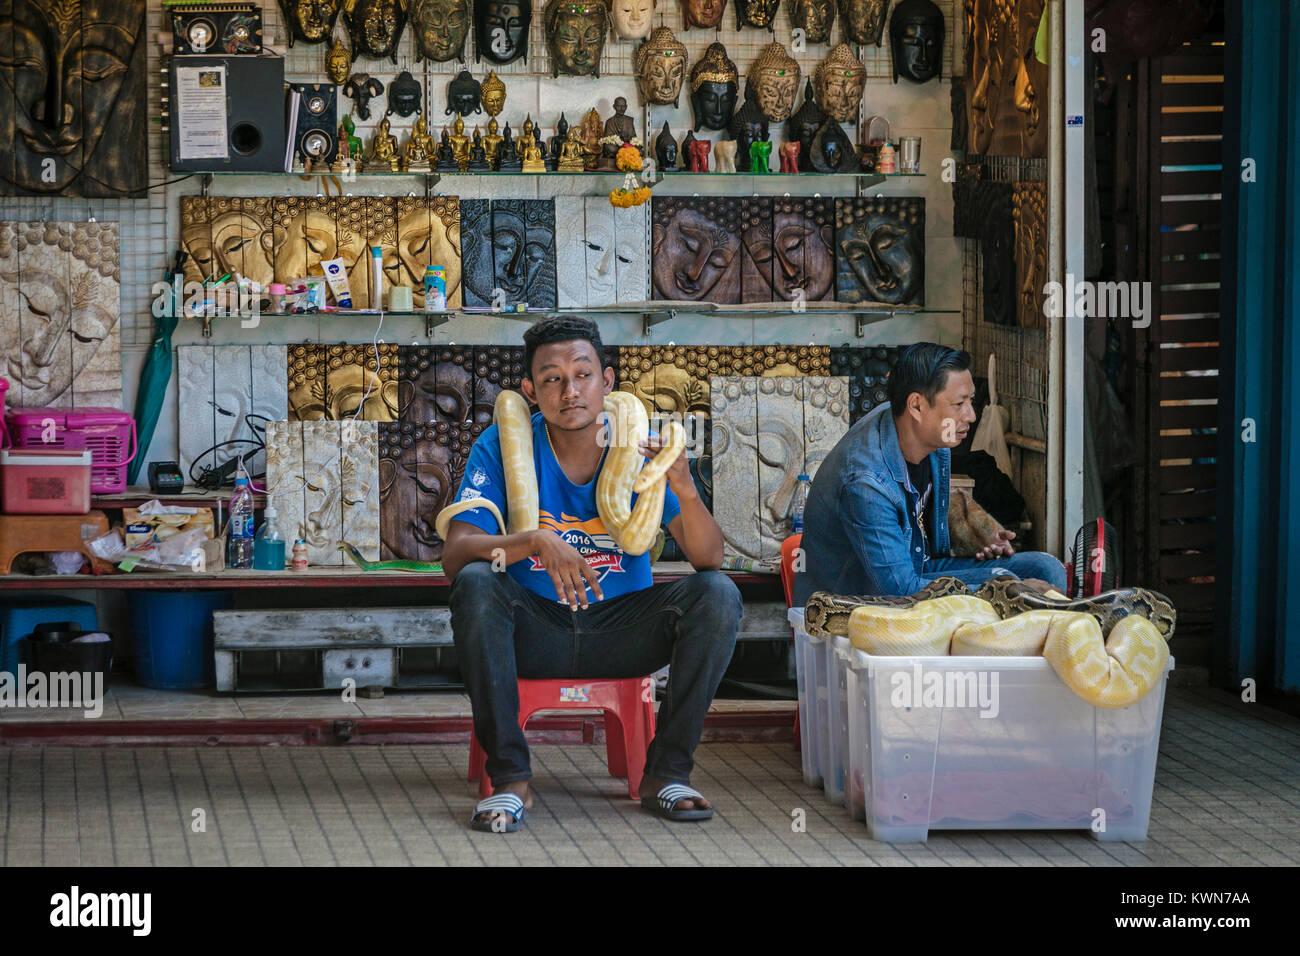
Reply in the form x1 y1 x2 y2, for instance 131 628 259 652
434 389 684 556
806 576 1175 709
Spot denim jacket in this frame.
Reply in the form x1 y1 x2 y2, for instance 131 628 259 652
794 402 976 603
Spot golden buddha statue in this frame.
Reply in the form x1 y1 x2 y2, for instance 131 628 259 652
521 135 546 173
578 108 604 168
449 113 472 172
482 117 504 168
403 119 432 172
557 126 586 172
370 117 400 172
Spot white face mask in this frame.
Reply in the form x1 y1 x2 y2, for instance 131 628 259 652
611 0 654 38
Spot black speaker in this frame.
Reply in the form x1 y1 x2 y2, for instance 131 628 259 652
289 83 338 170
167 54 287 172
171 3 263 55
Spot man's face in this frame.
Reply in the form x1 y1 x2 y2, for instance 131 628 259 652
907 369 976 449
521 340 612 432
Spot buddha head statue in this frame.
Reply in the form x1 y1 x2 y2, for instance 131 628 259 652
544 0 609 77
838 0 889 46
682 0 725 30
610 0 655 39
445 69 481 116
278 0 342 46
748 42 801 123
327 37 351 83
814 43 866 123
688 42 738 132
889 0 944 83
481 70 507 117
635 27 689 107
341 0 408 63
411 0 471 62
474 0 532 64
735 0 780 30
790 0 835 43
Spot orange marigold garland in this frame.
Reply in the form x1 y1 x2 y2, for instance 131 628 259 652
605 137 651 207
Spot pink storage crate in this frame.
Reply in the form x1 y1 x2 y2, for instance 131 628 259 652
1 448 93 514
4 407 136 495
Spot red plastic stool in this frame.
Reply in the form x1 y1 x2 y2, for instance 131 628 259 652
467 677 657 800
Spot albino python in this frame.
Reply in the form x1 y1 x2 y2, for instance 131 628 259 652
433 389 684 556
805 575 1177 708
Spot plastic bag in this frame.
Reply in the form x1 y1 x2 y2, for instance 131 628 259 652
971 353 1013 477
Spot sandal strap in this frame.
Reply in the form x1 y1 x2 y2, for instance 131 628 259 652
475 793 525 819
657 783 704 812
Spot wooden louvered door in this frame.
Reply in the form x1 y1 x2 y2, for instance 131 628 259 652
1131 38 1225 655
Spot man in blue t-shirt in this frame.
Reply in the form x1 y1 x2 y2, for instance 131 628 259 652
443 316 740 832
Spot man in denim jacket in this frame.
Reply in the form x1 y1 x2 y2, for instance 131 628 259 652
794 343 1067 604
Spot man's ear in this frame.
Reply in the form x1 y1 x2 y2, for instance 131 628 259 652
519 376 537 404
602 364 614 393
907 392 925 422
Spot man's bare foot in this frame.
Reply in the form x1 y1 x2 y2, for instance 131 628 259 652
639 776 711 812
474 780 534 829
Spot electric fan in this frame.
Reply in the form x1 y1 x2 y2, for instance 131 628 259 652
1071 518 1120 597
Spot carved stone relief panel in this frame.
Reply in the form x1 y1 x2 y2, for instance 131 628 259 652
302 420 343 565
582 196 617 309
613 202 650 303
709 376 760 562
1013 181 1048 330
339 419 382 562
459 198 494 307
834 196 925 306
554 196 588 309
651 196 742 304
266 419 307 546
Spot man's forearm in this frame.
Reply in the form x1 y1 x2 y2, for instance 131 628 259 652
442 527 543 581
672 488 724 570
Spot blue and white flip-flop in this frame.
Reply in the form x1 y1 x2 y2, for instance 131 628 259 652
641 783 714 822
470 792 527 833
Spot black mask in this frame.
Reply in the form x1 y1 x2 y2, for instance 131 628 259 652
343 74 385 121
810 117 858 173
890 0 944 84
728 87 768 172
691 81 737 132
445 69 482 116
475 0 532 65
388 71 423 117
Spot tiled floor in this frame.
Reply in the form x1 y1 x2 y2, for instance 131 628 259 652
0 686 1296 866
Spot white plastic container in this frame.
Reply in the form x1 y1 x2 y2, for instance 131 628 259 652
791 609 827 788
823 635 853 806
794 609 1172 842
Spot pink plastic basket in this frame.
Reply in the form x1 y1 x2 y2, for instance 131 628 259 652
4 407 136 495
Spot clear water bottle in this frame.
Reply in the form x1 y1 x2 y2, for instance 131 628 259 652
227 477 255 570
790 474 812 535
253 497 286 571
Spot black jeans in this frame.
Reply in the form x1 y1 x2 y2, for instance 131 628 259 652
449 561 742 788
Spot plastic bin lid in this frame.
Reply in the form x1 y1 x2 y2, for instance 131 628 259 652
0 447 93 466
5 406 131 426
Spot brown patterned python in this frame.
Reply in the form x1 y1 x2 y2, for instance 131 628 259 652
804 575 1177 708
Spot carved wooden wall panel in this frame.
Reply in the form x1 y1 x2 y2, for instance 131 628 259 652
771 197 836 303
582 197 617 309
378 419 486 561
981 182 1017 327
271 196 335 289
339 419 381 562
756 375 806 562
324 343 400 421
204 197 276 293
266 420 306 545
2 0 148 198
177 346 216 480
1014 181 1048 330
963 0 1048 158
710 376 761 561
829 345 900 422
651 197 742 304
740 197 774 303
334 196 373 309
613 203 650 304
460 199 494 307
287 344 328 421
555 196 588 309
472 346 526 425
802 375 851 480
302 420 344 565
834 197 926 306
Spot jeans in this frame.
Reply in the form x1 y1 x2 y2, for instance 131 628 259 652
449 562 742 788
923 550 1069 592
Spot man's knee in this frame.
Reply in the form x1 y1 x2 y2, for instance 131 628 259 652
449 560 509 612
1010 551 1068 590
682 570 742 620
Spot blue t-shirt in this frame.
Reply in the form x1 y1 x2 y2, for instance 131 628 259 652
450 410 681 602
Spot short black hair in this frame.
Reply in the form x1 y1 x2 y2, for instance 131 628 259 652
522 315 606 379
887 343 973 416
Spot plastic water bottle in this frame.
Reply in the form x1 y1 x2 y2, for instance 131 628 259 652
227 478 255 569
253 497 286 571
790 474 811 534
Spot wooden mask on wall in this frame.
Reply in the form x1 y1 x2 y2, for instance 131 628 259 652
342 0 408 63
651 197 742 304
681 0 726 30
635 27 689 107
790 0 836 43
410 0 470 62
474 0 531 64
834 196 925 306
279 0 342 44
735 0 780 30
838 0 889 45
1 0 148 197
543 0 609 78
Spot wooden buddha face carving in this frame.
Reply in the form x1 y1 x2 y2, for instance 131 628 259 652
771 198 834 302
682 0 725 31
491 201 556 305
889 0 944 83
5 0 147 197
749 43 801 123
279 0 342 45
342 0 408 63
474 0 531 64
735 0 780 30
838 0 888 45
835 197 925 305
790 0 835 43
651 197 742 303
635 27 688 106
544 0 609 78
411 0 470 62
813 44 866 123
611 0 655 39
688 43 738 132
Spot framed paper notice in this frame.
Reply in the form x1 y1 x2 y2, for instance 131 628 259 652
175 65 229 160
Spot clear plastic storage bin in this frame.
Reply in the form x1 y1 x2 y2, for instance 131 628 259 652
791 609 828 788
823 635 853 807
794 609 1172 843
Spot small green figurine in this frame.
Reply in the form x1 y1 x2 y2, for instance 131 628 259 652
749 140 773 173
333 114 366 173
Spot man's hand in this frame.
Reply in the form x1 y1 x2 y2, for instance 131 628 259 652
530 529 604 610
973 528 1016 561
639 433 694 498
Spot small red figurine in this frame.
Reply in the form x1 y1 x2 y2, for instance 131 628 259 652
689 138 712 173
779 140 800 173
